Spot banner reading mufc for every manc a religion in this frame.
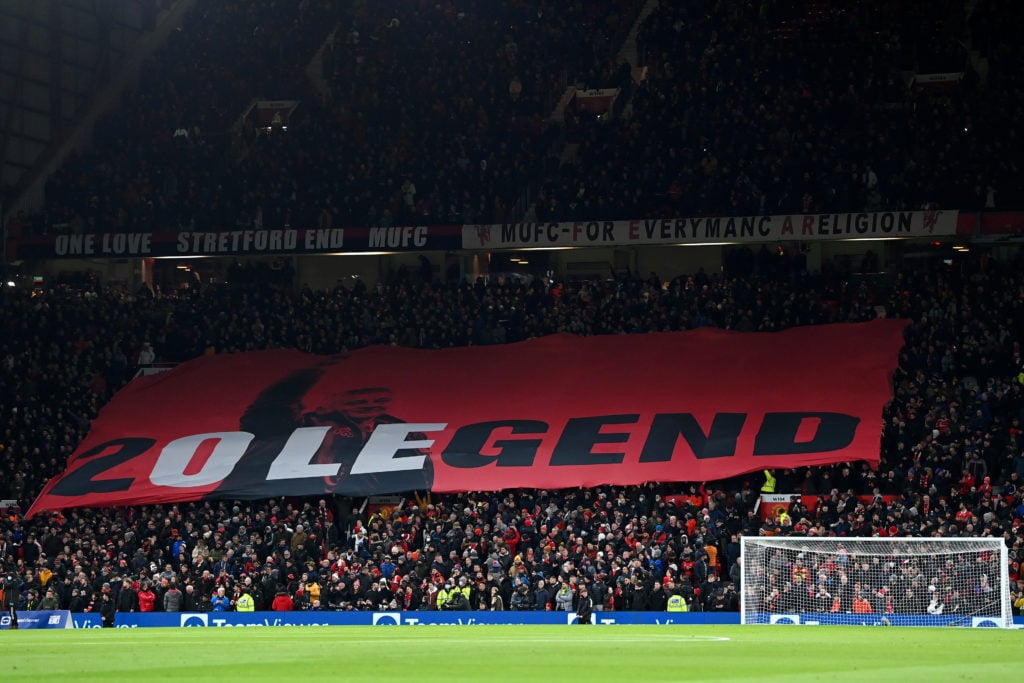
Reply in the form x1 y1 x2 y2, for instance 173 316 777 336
463 210 957 248
27 321 909 517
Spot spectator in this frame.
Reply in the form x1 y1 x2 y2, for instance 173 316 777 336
37 587 60 611
575 586 593 625
489 586 504 612
137 342 155 367
211 586 230 612
163 580 183 612
117 579 139 614
271 591 294 612
137 582 156 612
555 581 574 611
100 592 116 628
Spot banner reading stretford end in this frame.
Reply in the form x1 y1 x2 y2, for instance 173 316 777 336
27 321 908 517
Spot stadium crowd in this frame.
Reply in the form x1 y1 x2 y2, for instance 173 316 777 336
11 0 639 236
7 0 1024 239
1 0 1024 623
543 0 1024 220
1 250 1024 618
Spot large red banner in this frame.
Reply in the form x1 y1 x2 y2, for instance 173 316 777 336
27 321 908 517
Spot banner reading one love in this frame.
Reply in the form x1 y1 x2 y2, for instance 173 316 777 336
27 321 908 517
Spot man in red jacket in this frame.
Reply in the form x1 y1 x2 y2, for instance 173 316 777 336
504 526 520 557
137 582 157 612
271 591 294 611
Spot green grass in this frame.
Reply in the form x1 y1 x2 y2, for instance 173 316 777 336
0 625 1019 682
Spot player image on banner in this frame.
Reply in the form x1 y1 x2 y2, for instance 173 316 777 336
216 359 433 498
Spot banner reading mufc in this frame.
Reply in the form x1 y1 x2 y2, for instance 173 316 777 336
26 321 908 517
463 210 958 249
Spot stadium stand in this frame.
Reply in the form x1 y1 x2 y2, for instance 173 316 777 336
17 0 1024 237
541 0 1024 220
1 255 1023 614
0 0 1023 618
18 0 640 235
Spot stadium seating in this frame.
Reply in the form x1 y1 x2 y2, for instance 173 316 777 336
541 0 1024 220
26 0 640 234
1 253 1023 613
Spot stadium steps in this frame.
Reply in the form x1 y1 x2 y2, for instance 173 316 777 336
549 86 578 124
968 50 990 83
306 26 340 102
616 0 660 70
963 0 990 83
611 0 658 121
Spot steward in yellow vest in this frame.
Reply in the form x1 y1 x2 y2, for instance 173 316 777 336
236 592 255 612
666 593 689 612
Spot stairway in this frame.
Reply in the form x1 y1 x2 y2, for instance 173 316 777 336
963 0 989 83
617 0 660 83
306 27 340 102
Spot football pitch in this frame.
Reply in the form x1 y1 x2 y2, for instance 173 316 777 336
0 625 1019 681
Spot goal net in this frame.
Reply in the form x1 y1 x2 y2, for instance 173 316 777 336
740 536 1012 628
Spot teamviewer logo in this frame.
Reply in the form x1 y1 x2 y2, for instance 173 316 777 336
372 612 401 626
180 613 209 627
768 614 801 625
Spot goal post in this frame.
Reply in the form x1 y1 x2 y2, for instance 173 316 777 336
739 536 1012 628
